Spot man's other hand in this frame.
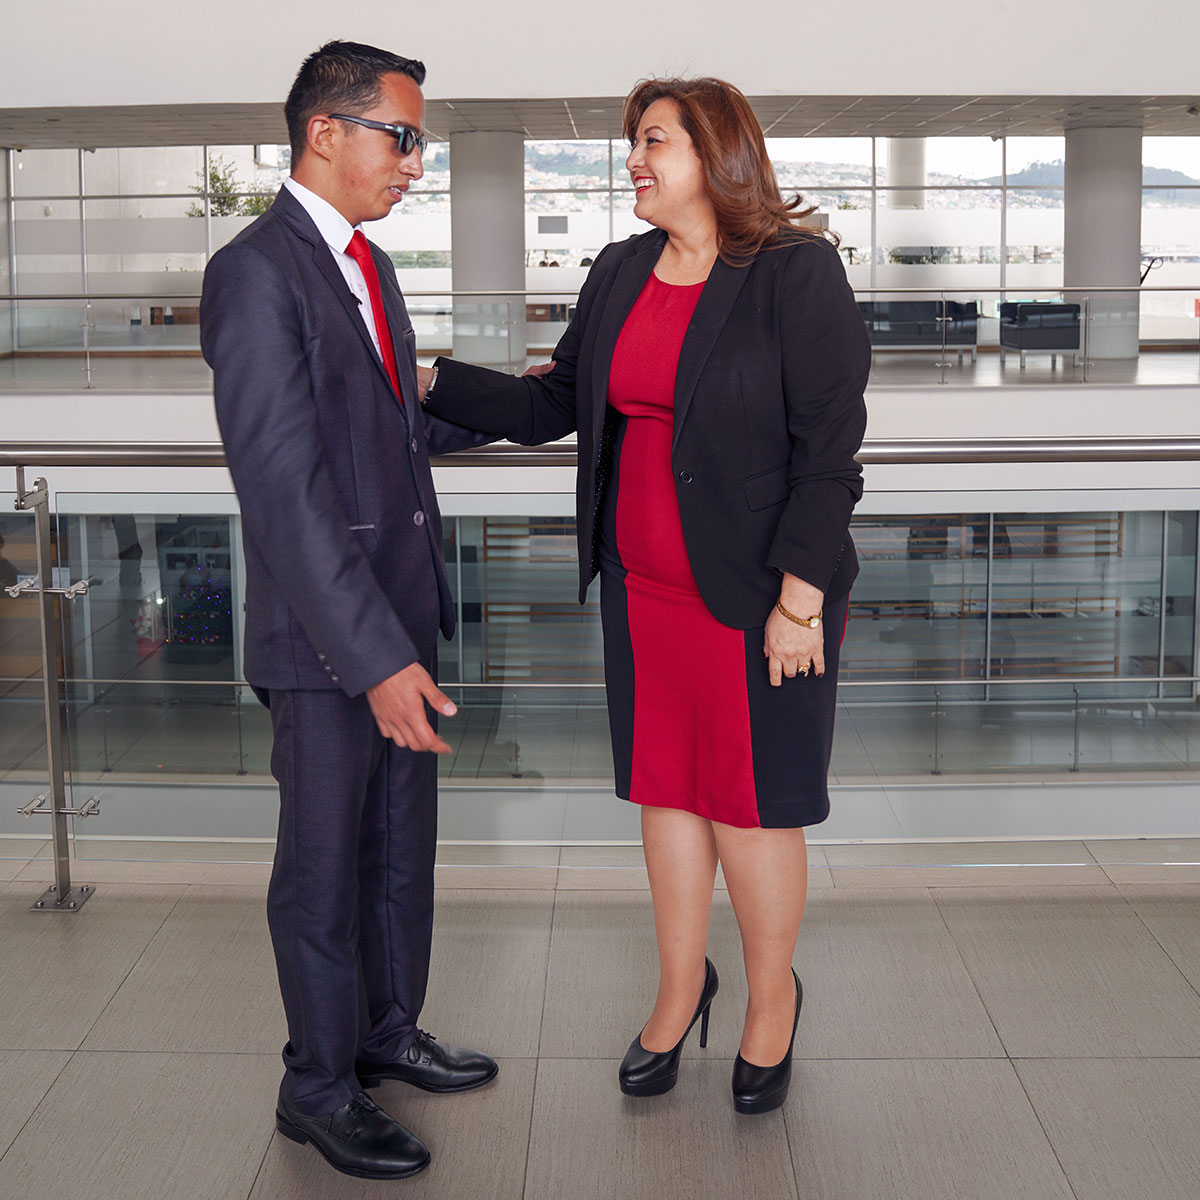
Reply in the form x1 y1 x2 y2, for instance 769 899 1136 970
366 663 457 753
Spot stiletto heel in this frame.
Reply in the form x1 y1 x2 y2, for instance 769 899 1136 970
731 967 802 1115
619 957 719 1096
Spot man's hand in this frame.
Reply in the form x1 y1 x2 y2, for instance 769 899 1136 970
522 360 555 378
416 364 434 403
366 663 457 753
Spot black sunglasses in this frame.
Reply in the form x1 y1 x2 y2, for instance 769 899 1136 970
328 113 428 157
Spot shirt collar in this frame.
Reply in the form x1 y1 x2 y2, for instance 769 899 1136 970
284 176 360 256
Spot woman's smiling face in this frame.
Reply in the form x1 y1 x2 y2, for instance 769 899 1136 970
625 98 711 232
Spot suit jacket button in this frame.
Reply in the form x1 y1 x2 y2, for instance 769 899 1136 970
411 437 419 453
330 675 340 684
679 469 693 484
413 510 426 527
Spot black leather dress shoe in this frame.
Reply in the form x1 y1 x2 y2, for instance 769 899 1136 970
731 969 803 1115
357 1030 499 1094
275 1089 430 1179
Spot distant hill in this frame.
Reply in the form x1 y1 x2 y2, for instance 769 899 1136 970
527 145 1200 203
986 158 1200 191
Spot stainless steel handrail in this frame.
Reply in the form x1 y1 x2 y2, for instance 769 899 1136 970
16 674 1197 691
4 437 1200 470
2 284 1198 302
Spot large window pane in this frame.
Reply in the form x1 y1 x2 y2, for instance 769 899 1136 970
12 148 78 197
83 146 204 196
1005 189 1064 290
1140 185 1200 340
925 138 1003 183
845 514 990 686
1163 511 1198 697
990 511 1162 685
527 140 610 190
525 190 609 267
767 138 873 189
876 188 1001 290
802 190 871 288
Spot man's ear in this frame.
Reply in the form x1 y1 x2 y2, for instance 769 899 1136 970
305 114 338 164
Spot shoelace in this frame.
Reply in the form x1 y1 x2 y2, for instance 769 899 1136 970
404 1029 438 1062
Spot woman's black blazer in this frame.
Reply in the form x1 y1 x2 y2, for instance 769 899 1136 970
426 227 870 629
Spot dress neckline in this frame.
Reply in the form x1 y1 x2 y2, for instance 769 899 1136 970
650 271 707 289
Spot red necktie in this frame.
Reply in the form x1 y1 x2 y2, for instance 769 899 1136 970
345 230 403 405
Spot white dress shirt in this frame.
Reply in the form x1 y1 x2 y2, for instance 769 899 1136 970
283 176 387 363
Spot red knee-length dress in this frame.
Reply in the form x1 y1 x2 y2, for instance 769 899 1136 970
597 272 846 830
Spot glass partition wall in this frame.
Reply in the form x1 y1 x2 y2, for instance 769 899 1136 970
1 494 1195 862
4 135 1197 367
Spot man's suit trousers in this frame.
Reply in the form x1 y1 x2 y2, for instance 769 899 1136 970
259 677 438 1116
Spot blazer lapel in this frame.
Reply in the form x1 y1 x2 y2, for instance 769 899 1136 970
588 232 664 450
273 188 404 402
378 265 415 426
672 257 753 452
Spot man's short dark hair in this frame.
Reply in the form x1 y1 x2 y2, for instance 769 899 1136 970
285 40 426 164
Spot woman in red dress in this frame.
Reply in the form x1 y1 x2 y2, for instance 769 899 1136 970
421 77 869 1114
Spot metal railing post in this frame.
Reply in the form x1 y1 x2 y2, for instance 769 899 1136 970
1071 685 1082 773
934 292 950 384
234 686 247 776
99 706 112 773
509 689 523 779
931 688 942 775
1081 294 1092 382
8 467 94 912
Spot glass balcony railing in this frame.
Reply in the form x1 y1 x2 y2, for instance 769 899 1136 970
1 284 1197 390
1 441 1198 882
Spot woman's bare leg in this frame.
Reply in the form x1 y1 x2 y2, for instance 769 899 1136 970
638 804 720 1052
713 821 809 1066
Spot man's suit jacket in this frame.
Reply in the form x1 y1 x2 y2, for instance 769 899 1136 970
200 185 485 696
426 228 870 629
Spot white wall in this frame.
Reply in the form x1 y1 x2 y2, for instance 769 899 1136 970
3 1 1197 109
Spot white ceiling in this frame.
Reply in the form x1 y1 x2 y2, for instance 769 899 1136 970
1 95 1199 150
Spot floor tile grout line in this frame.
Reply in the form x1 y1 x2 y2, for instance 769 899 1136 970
72 886 190 1054
241 1123 278 1200
0 1049 79 1168
926 885 1012 1058
1006 1057 1085 1200
533 885 559 1062
1118 887 1200 1005
778 1085 806 1200
520 1057 542 1200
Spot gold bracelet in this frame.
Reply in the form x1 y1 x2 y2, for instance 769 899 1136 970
776 600 822 628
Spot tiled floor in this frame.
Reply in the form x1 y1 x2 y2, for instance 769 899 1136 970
1 839 1200 1199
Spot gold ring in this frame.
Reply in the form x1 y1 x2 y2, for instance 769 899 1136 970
799 664 810 677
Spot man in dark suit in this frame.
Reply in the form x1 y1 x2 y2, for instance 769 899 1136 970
200 41 495 1181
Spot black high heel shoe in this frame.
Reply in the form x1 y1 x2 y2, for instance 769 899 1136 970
731 968 802 1115
619 957 719 1097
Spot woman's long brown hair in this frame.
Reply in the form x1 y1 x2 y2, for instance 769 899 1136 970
622 76 838 266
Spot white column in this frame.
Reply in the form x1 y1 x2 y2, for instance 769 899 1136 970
450 131 526 370
886 138 926 209
1064 127 1142 360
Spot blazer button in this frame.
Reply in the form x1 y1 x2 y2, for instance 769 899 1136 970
679 469 694 484
413 510 426 527
330 674 340 684
411 436 419 453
